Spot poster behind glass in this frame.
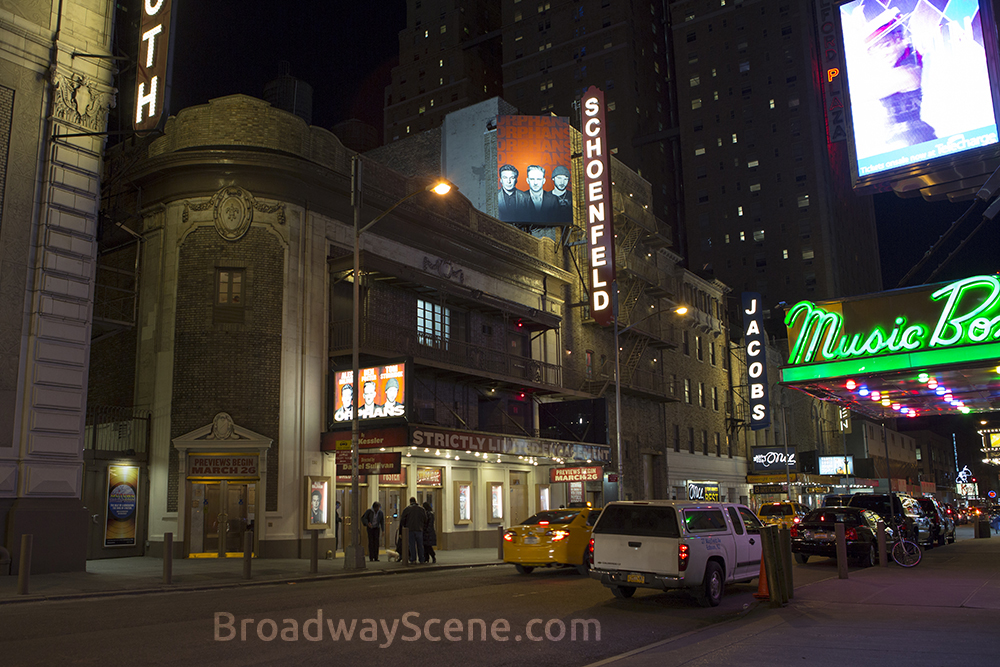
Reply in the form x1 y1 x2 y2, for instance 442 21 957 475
331 360 407 426
839 0 999 185
105 465 139 547
496 116 573 227
306 476 331 529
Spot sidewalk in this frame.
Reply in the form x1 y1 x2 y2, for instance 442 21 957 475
0 546 504 605
595 525 1000 667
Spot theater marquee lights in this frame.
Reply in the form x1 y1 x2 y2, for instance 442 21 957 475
582 86 614 327
135 0 174 132
785 275 1000 369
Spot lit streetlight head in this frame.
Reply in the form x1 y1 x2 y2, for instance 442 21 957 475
674 306 689 315
430 181 452 196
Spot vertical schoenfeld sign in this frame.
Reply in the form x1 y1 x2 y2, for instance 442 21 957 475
582 86 614 326
742 292 770 430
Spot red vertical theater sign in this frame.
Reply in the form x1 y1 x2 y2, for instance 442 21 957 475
582 87 615 326
134 0 174 132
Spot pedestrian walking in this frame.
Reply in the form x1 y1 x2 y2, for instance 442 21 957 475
400 497 426 564
422 501 437 564
361 501 384 561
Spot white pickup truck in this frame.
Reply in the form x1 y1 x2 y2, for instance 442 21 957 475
589 500 764 606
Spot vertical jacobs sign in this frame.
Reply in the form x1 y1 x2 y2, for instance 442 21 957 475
582 86 615 326
743 292 770 430
134 0 173 132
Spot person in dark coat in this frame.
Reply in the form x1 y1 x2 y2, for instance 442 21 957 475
422 501 437 564
400 497 426 564
361 501 384 562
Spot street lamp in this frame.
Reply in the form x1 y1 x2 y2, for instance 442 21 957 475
612 282 688 501
345 154 452 570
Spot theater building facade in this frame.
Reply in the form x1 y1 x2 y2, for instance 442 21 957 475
92 95 751 559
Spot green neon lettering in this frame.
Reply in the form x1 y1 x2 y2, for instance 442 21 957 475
929 276 1000 347
901 324 925 350
786 301 842 364
786 276 1000 366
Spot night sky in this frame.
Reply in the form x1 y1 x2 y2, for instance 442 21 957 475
168 0 407 132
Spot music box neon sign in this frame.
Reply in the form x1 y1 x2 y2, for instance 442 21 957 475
786 275 1000 366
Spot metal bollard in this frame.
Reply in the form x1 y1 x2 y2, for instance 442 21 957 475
309 529 318 574
835 523 849 579
778 527 794 601
244 531 253 580
760 525 783 607
16 534 32 596
401 527 410 564
497 525 505 560
877 521 887 567
164 532 173 584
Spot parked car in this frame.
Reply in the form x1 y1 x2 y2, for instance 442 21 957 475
791 507 888 567
590 500 764 607
502 506 602 575
757 501 810 530
917 496 956 546
847 492 932 547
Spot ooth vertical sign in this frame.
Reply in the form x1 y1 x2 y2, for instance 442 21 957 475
582 86 615 326
134 0 174 132
743 292 770 430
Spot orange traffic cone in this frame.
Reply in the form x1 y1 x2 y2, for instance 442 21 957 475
752 556 769 600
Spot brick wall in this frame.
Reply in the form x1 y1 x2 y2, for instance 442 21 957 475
167 227 284 512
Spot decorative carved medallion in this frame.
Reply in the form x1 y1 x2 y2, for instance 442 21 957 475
423 257 464 284
207 412 239 440
51 70 116 132
182 186 286 239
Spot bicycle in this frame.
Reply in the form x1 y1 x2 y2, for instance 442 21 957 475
889 521 922 567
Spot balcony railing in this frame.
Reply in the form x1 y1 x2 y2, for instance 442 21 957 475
85 405 151 456
331 318 563 389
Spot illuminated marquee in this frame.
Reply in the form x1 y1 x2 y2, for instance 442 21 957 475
816 0 847 142
135 0 173 132
742 292 770 430
582 86 615 327
786 275 1000 366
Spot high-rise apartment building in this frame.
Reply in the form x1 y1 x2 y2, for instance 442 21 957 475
384 0 504 143
667 0 882 320
385 0 683 234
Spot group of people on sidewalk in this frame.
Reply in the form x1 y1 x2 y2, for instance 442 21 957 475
361 497 437 564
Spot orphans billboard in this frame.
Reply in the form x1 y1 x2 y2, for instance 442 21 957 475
330 360 408 425
838 0 999 186
496 115 573 227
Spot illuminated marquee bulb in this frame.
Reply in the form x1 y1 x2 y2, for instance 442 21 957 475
871 391 881 401
892 403 901 411
935 387 946 395
859 387 870 397
881 398 891 406
846 380 857 391
918 373 929 383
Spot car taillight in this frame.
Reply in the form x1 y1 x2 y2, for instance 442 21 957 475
588 537 595 554
678 543 690 571
503 530 514 542
793 516 801 524
845 527 858 541
550 530 570 541
790 525 799 538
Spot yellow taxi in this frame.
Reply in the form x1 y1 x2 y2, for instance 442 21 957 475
503 505 601 575
758 501 810 530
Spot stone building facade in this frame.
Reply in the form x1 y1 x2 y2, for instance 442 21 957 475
0 1 116 573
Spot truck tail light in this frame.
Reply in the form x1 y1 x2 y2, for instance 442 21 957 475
844 527 858 541
790 525 799 538
678 543 690 571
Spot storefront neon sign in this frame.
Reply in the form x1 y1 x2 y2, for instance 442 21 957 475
786 275 1000 365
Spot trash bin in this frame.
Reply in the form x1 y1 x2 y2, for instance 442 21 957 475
976 520 992 539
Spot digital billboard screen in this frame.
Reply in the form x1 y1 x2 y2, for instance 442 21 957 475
839 0 999 185
330 360 408 425
496 115 573 227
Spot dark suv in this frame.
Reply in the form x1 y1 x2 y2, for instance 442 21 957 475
917 496 956 546
847 493 932 547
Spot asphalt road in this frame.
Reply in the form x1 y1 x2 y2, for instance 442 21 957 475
0 561 839 666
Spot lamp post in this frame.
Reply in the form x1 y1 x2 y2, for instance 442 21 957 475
345 155 451 570
611 282 687 501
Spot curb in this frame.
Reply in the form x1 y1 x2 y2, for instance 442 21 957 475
0 559 504 606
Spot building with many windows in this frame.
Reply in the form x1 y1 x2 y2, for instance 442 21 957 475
88 94 757 559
